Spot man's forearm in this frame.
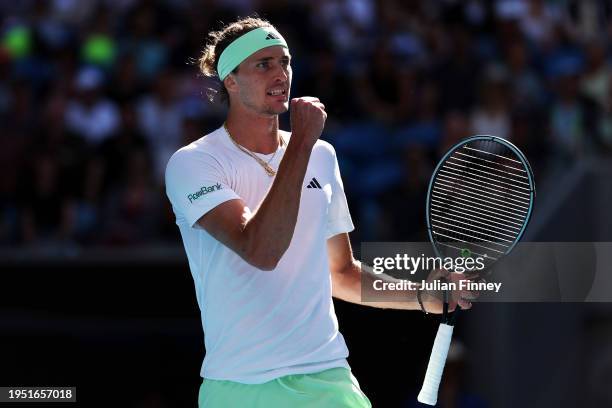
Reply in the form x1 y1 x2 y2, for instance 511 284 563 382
242 137 313 269
332 260 432 311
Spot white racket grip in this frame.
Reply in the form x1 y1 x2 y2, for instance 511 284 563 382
417 323 454 406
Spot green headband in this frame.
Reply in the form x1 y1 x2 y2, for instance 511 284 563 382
217 27 288 81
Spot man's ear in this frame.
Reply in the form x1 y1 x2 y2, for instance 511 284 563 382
224 74 239 94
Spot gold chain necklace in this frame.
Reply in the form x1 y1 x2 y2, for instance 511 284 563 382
224 122 285 177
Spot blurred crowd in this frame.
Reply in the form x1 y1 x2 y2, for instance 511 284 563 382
1 0 612 249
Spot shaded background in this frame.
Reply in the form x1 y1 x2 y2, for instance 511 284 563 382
1 0 612 407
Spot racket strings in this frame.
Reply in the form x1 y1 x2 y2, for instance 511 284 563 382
431 190 525 226
436 171 529 208
430 201 522 231
434 184 527 218
442 160 531 192
429 140 533 260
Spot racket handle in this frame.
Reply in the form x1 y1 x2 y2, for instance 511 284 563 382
417 323 454 406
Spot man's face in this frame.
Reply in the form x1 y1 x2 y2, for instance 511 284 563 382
227 45 292 116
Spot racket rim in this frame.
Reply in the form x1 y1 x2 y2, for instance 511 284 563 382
425 134 536 260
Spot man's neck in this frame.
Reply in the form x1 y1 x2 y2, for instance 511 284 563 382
225 107 282 154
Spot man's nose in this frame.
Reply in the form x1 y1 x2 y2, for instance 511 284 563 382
272 64 289 82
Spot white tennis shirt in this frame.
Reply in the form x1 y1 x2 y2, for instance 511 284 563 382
165 126 355 383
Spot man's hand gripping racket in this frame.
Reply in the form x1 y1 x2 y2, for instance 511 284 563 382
417 135 536 406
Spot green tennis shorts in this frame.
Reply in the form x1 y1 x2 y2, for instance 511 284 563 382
198 367 372 408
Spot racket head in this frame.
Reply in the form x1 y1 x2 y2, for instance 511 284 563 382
426 135 536 270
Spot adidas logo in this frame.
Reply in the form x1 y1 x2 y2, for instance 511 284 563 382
265 32 279 40
306 178 322 189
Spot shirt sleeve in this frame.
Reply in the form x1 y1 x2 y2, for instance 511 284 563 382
326 148 354 239
165 149 241 228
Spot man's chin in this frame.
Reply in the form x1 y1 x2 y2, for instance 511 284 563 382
264 104 289 116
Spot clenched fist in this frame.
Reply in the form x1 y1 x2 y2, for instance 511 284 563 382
290 97 327 149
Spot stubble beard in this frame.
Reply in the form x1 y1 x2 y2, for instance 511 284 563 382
264 102 289 116
244 96 289 117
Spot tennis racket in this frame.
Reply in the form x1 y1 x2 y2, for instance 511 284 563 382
417 135 536 406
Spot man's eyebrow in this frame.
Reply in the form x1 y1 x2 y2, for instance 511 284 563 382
254 55 291 62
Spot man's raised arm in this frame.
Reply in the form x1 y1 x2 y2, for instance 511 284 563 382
198 97 326 270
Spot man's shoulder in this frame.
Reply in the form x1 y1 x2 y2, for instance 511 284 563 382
305 139 338 173
312 139 337 160
166 127 231 175
314 139 335 153
168 127 228 163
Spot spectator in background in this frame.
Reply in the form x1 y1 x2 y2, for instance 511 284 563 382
180 115 205 147
100 101 149 192
0 51 10 115
1 79 35 244
509 109 542 159
435 26 480 114
48 46 80 98
40 87 103 244
109 53 145 103
470 64 512 140
0 54 21 243
80 5 117 70
119 0 176 81
103 149 159 245
566 0 612 41
395 80 442 147
5 79 37 137
39 86 90 198
378 145 431 242
298 46 356 123
518 0 561 48
354 43 412 123
46 0 98 27
65 67 120 145
137 69 183 182
20 152 75 247
506 40 546 111
549 71 589 158
72 157 104 244
93 102 152 245
598 76 612 151
439 111 473 156
0 129 21 246
580 40 610 110
309 0 376 58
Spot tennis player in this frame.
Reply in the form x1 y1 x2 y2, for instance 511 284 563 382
165 17 474 408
